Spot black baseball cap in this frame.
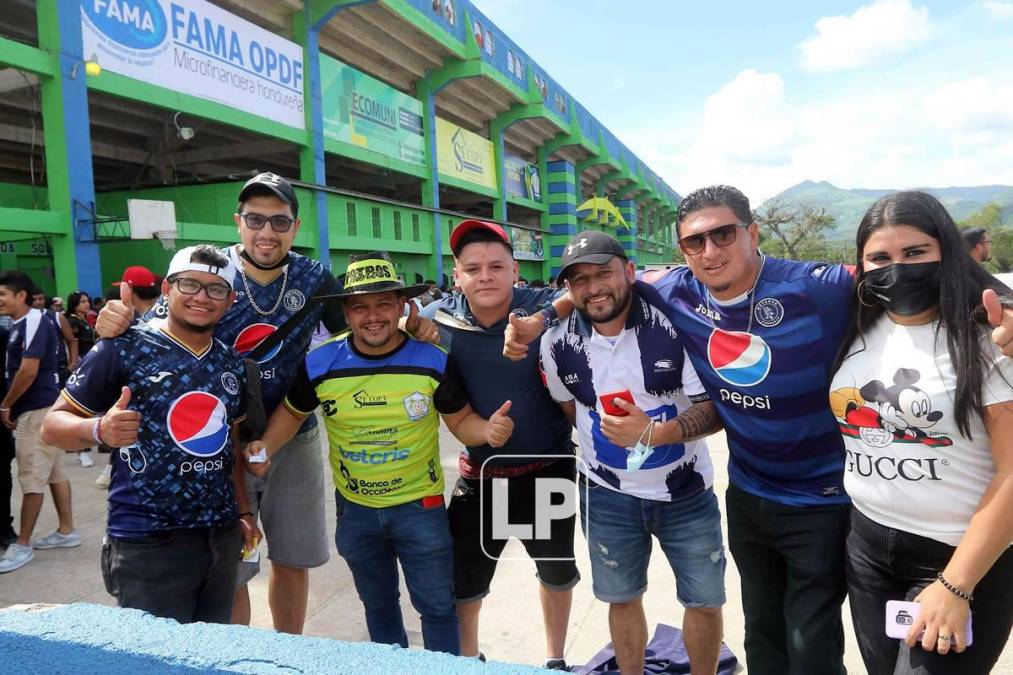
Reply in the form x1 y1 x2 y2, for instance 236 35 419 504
557 230 628 282
238 172 299 216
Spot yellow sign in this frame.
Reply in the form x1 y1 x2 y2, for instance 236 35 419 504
436 117 497 190
576 197 629 229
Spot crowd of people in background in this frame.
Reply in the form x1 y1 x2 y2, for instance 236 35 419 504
0 173 1009 675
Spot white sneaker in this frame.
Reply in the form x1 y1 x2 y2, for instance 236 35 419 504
96 464 112 489
78 451 95 468
0 543 33 573
32 530 82 550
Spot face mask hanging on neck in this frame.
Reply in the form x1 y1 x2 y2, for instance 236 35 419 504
863 261 941 316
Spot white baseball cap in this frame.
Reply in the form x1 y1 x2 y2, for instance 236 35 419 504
166 246 237 286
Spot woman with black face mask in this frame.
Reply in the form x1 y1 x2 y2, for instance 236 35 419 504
831 191 1013 675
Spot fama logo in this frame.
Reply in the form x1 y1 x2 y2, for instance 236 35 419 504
84 0 168 51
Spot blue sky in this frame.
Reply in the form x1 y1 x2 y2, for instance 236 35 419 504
476 0 1013 201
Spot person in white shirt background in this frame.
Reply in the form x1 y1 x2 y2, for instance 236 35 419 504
831 191 1012 675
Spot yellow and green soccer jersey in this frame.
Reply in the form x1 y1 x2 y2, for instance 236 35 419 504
285 333 468 508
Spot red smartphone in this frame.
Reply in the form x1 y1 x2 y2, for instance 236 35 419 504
599 390 636 417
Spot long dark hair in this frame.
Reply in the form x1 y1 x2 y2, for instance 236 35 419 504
839 191 1010 438
65 291 90 319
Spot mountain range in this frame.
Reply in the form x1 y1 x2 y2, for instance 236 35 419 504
762 180 1013 242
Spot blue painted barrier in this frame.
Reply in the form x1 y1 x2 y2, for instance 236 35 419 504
0 603 552 674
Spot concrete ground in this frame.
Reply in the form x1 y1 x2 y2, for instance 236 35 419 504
1 425 1009 673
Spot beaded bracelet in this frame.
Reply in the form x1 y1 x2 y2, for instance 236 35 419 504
937 572 973 602
92 418 103 445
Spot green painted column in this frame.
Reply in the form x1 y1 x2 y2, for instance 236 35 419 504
546 160 579 279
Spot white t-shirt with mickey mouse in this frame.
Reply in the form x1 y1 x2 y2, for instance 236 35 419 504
831 315 1013 546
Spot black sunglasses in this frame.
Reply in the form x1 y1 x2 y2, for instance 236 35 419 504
239 212 295 233
678 223 750 255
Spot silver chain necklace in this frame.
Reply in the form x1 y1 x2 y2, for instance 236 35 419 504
705 253 766 333
238 251 289 316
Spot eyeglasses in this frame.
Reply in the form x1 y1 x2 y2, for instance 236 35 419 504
170 277 232 301
239 212 295 233
678 223 750 255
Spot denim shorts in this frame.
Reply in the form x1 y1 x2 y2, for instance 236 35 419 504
579 476 726 606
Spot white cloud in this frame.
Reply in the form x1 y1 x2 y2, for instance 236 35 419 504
619 69 1013 204
984 0 1013 19
799 0 933 72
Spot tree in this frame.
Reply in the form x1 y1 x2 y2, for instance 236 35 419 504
959 202 1003 231
989 228 1013 273
755 199 838 261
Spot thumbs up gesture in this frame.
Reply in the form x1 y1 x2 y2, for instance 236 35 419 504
99 386 142 447
503 311 543 361
96 282 140 339
402 300 440 344
485 400 514 448
984 288 1013 356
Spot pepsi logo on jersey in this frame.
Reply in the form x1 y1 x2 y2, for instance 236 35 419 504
708 328 774 412
234 323 282 379
707 329 771 388
167 392 230 474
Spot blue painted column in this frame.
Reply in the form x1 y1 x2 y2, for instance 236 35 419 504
421 88 444 283
49 0 102 295
302 1 378 268
304 26 330 267
492 127 508 222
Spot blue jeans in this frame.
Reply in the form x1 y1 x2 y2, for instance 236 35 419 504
334 491 459 654
579 476 726 606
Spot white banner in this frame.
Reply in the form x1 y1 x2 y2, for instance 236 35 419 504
82 0 305 129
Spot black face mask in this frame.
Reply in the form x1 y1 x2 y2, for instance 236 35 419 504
863 261 941 316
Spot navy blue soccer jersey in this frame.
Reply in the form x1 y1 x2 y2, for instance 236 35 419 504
145 246 344 431
420 287 573 466
6 309 60 417
62 322 247 537
643 257 855 506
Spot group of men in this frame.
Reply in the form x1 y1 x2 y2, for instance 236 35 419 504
3 172 1012 675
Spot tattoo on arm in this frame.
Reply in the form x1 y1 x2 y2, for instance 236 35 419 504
675 401 722 441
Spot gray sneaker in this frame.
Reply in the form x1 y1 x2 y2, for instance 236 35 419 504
32 530 82 550
0 543 33 573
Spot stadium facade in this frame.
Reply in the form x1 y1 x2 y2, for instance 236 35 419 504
0 0 679 296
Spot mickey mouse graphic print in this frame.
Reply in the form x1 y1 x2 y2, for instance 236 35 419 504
831 315 1013 545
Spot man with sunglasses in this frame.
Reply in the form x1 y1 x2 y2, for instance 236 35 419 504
95 173 345 634
506 186 853 674
42 246 259 623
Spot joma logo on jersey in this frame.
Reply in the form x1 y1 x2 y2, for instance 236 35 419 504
695 304 721 321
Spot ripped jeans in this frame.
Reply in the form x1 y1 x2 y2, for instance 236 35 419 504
578 474 726 606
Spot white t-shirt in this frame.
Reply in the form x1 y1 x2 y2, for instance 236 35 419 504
540 294 713 502
831 315 1013 545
